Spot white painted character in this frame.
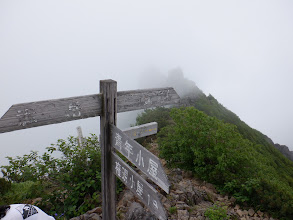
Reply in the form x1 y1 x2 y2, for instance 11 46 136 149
114 133 123 151
135 150 144 167
121 167 128 183
124 141 133 158
115 161 121 177
147 158 158 180
136 180 144 198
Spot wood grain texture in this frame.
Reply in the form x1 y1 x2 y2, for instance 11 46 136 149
100 80 117 220
110 124 170 193
112 152 167 220
0 94 102 133
0 87 180 133
122 122 158 140
117 87 180 113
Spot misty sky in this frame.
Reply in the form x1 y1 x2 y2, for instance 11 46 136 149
1 0 293 167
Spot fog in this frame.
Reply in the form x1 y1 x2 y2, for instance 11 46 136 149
1 0 293 167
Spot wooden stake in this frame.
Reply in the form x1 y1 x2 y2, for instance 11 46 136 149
100 80 117 220
76 126 84 147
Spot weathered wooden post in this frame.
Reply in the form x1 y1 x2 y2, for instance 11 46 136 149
0 79 180 220
100 80 117 220
76 126 84 147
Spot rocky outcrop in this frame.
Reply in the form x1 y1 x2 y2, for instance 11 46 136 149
125 202 156 220
71 141 278 220
70 207 102 220
71 167 277 220
275 144 293 162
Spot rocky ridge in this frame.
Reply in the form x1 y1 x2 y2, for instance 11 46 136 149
274 144 293 161
71 141 277 220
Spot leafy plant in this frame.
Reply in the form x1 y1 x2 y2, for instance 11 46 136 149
169 206 177 215
136 107 172 131
0 177 11 196
204 203 229 220
1 134 102 218
137 106 293 219
0 180 45 206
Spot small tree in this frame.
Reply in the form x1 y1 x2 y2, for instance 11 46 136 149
1 134 102 218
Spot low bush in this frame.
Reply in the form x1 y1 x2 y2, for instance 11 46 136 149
1 134 102 218
156 107 293 219
204 202 229 220
1 181 44 204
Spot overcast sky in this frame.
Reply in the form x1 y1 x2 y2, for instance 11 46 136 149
1 0 293 167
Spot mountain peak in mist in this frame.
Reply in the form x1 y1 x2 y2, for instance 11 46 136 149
138 67 203 98
166 68 203 98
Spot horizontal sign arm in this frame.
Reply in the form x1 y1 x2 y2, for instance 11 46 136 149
0 87 179 133
0 94 102 133
117 87 180 113
122 122 158 140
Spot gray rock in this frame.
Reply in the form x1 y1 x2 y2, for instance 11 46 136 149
177 209 189 219
274 143 293 161
89 213 101 220
125 202 157 220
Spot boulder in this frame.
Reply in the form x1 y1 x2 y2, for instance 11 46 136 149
125 202 157 220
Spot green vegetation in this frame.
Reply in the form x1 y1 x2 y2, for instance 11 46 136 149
1 134 102 218
2 90 293 219
135 107 172 131
0 180 44 205
169 206 177 215
193 94 293 180
137 107 293 219
204 202 229 220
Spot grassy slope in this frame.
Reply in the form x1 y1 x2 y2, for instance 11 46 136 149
189 93 293 186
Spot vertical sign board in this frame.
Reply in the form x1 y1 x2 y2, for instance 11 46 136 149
0 80 180 220
110 124 170 194
111 122 168 219
112 152 166 220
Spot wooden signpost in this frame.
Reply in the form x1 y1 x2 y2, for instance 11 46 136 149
76 126 84 147
0 79 180 220
111 124 170 194
112 152 166 220
122 122 158 140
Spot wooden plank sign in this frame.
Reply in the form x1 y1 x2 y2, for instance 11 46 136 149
112 152 167 220
0 88 179 134
0 80 180 220
0 94 102 133
122 122 158 140
110 124 170 194
117 87 180 113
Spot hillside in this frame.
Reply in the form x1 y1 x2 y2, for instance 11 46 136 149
178 90 293 183
73 140 279 220
135 75 293 219
164 68 293 163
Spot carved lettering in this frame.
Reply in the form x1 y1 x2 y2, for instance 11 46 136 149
65 102 82 118
16 109 37 126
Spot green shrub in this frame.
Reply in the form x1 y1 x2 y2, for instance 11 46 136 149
136 107 172 131
204 203 229 220
1 181 44 204
0 177 11 195
169 206 177 215
156 107 293 219
1 134 102 218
